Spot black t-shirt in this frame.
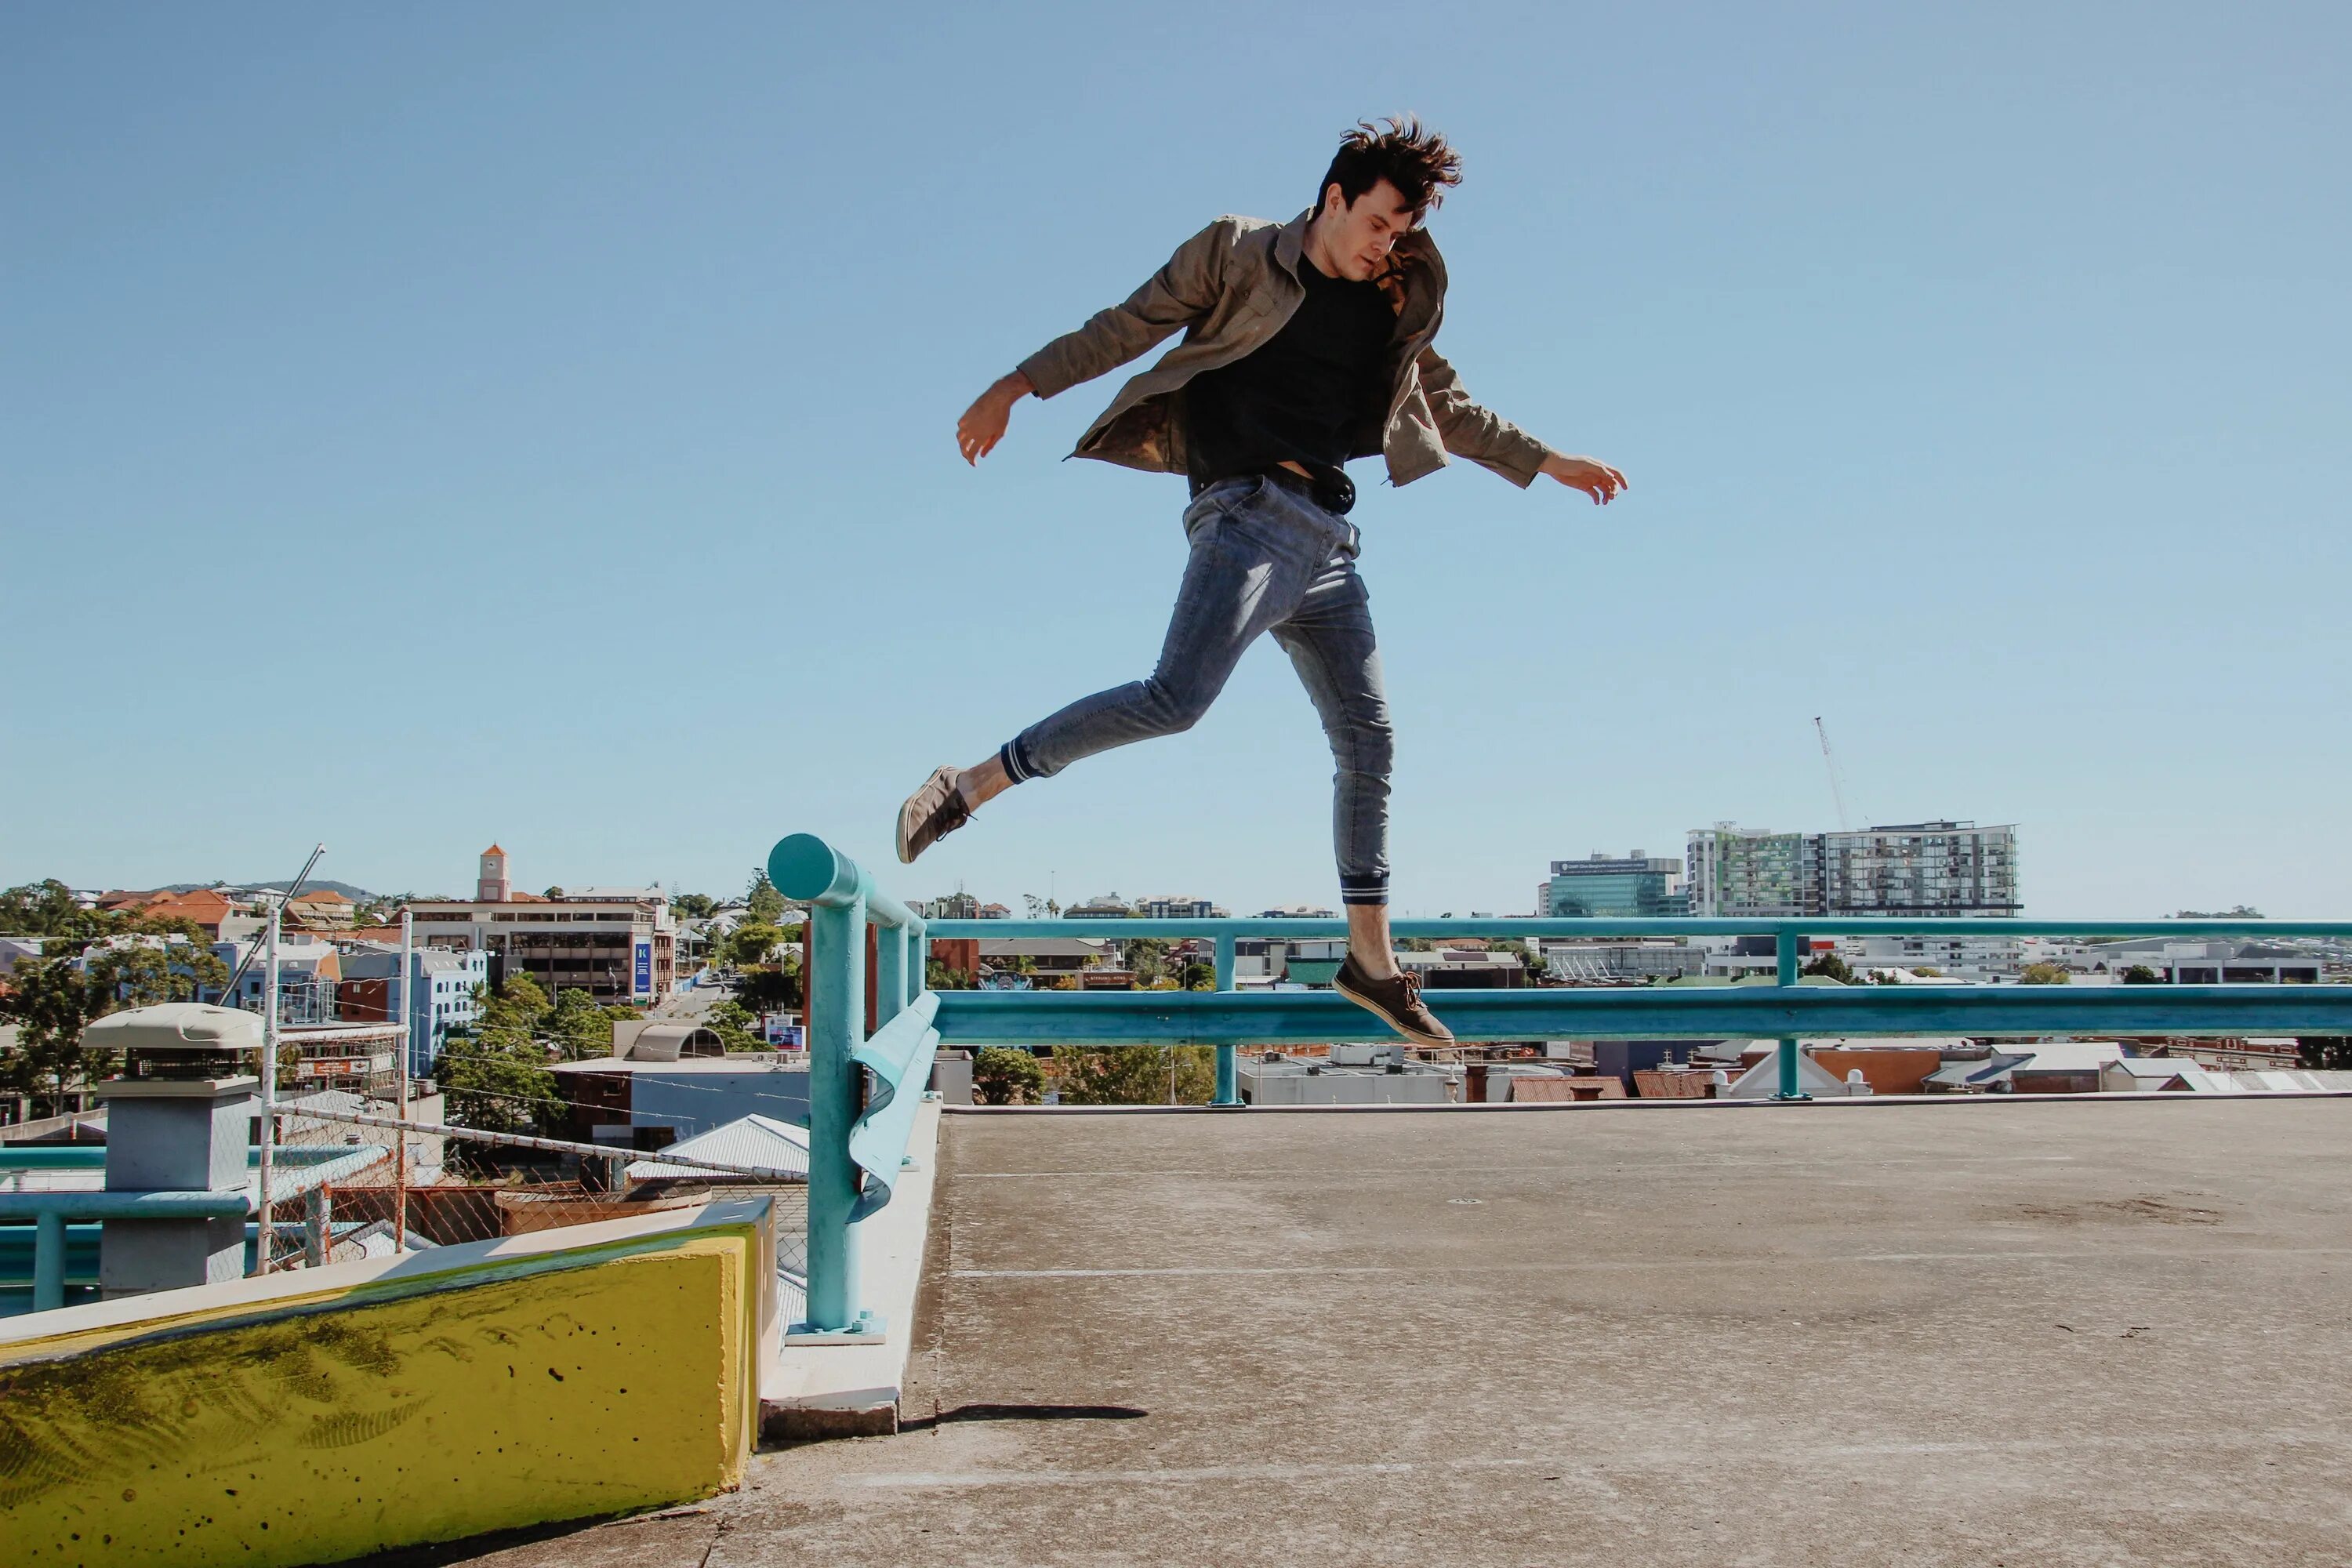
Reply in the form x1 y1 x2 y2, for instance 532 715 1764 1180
1184 256 1395 486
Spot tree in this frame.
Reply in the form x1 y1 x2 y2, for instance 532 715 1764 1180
430 974 563 1131
974 1047 1045 1105
547 989 616 1061
2122 964 2163 985
2019 962 2071 985
1490 939 1543 976
746 870 786 926
1123 936 1171 986
723 922 788 970
1051 1044 1216 1105
480 974 553 1034
432 1031 558 1135
543 886 564 899
1801 953 1855 984
671 892 719 920
0 880 92 938
738 968 802 1011
706 1000 763 1052
2 930 232 1116
0 960 111 1118
2297 1038 2352 1070
1180 960 1215 990
925 960 975 991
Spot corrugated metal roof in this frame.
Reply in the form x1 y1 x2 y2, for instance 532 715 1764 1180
626 1113 809 1181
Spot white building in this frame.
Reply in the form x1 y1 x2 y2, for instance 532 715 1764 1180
401 844 677 1004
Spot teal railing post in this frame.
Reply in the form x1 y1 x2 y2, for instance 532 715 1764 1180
1211 933 1240 1105
1773 929 1809 1102
772 834 870 1333
876 922 909 1032
33 1208 66 1312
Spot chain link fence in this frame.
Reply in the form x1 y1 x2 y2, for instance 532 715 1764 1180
261 1094 808 1278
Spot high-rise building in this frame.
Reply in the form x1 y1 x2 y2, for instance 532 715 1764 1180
1809 822 2020 916
1686 822 2019 918
1542 852 1688 919
1685 827 1807 918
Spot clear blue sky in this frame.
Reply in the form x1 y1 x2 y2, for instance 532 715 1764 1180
5 3 2347 916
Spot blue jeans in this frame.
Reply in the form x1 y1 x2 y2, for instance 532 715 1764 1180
1000 474 1393 906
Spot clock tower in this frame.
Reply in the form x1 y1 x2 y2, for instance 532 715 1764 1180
477 844 510 904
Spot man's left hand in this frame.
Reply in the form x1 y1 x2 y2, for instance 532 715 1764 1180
1541 453 1628 505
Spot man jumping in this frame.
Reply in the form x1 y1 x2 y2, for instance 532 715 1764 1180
897 117 1627 1047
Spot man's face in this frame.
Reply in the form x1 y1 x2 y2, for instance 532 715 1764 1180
1317 177 1418 280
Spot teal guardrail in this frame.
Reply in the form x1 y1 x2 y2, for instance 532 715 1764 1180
768 833 934 1337
772 833 2352 1331
0 1145 391 1313
927 914 2352 1102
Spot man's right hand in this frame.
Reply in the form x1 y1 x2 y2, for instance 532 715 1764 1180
956 371 1035 465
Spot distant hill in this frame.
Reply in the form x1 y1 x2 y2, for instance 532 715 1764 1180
162 879 382 902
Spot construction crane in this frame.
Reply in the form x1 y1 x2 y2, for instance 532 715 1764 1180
1814 717 1854 831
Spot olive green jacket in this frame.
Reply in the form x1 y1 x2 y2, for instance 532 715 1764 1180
1016 209 1555 488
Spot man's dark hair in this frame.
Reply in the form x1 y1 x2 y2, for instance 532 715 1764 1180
1318 116 1463 223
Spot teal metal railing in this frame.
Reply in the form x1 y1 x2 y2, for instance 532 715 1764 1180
773 833 2352 1334
0 1145 390 1313
768 833 938 1337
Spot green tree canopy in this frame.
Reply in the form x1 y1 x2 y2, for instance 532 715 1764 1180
2122 964 2163 984
2019 962 2071 985
1051 1044 1215 1105
1122 936 1171 985
671 892 719 920
705 1000 763 1052
0 931 232 1116
1801 953 1855 984
738 968 803 1012
746 871 786 926
546 988 617 1061
974 1047 1044 1105
479 974 553 1034
723 922 788 970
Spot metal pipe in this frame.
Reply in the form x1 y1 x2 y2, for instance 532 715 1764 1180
926 916 2352 941
928 983 2352 1045
1773 932 1808 1102
256 902 279 1275
396 909 412 1254
803 890 866 1330
303 1186 330 1268
32 1209 64 1312
1212 934 1239 1107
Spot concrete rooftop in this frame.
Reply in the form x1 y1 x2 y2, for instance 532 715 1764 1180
400 1096 2352 1566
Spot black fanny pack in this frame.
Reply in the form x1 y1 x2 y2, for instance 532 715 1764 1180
1193 464 1358 517
1253 463 1356 517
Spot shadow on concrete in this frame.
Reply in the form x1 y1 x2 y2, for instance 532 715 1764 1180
898 1401 1149 1433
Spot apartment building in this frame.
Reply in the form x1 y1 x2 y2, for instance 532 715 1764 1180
1687 821 2019 919
399 845 676 1004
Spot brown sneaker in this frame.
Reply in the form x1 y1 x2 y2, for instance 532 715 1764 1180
1334 954 1455 1047
895 765 971 864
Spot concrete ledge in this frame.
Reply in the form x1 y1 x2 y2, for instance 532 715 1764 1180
762 1098 940 1442
0 1200 778 1566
